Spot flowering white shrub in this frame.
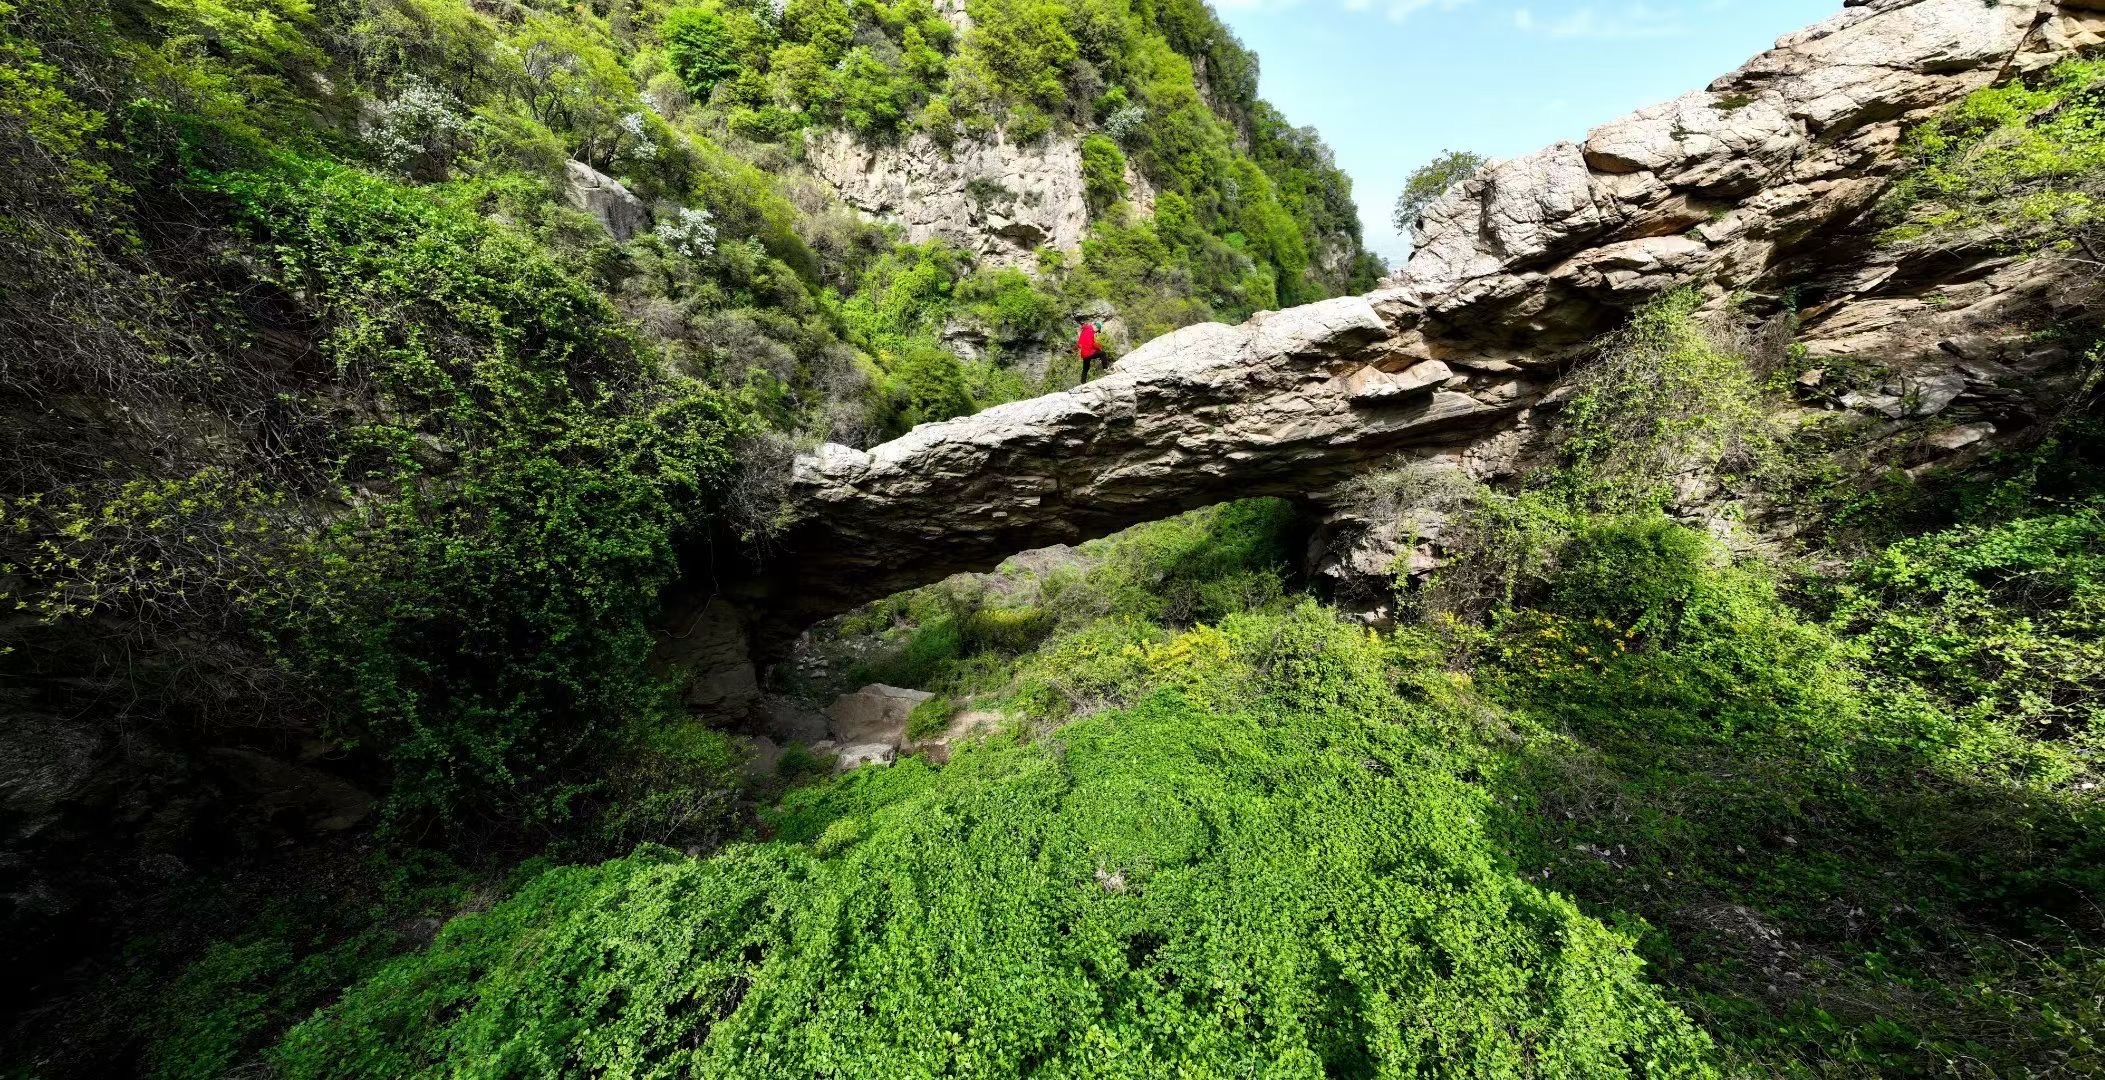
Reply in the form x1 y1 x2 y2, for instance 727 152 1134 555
365 80 469 181
1102 104 1145 142
659 207 719 259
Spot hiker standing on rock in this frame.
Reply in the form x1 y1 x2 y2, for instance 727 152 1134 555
1076 318 1103 383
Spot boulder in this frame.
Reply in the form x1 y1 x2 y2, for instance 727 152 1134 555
760 694 829 744
563 160 648 242
827 683 934 747
1924 421 1996 454
834 743 898 771
656 599 761 720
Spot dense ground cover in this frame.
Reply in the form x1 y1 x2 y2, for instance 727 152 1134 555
268 469 2105 1075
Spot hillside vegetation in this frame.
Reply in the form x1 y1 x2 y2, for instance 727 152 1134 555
9 1 2105 1078
0 0 1370 1068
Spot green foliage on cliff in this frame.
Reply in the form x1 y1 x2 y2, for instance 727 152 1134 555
1881 56 2105 254
641 0 1370 307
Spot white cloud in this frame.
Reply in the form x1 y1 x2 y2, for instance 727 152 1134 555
1512 3 1694 39
1380 0 1477 23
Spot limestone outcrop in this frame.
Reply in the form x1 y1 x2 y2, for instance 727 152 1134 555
684 0 2105 677
806 128 1151 269
751 295 1515 633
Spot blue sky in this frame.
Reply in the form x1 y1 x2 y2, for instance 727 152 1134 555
1207 0 1841 265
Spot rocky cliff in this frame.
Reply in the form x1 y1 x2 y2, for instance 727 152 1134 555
807 127 1154 269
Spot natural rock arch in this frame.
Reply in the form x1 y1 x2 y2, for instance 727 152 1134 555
664 0 2105 713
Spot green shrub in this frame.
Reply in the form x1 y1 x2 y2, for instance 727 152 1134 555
962 0 1075 111
152 929 393 1080
1833 502 2105 741
1552 289 1775 511
1547 514 1716 639
906 693 954 740
780 0 855 60
200 157 750 824
966 604 1053 652
1392 149 1485 232
776 742 836 778
662 4 742 98
1079 132 1126 215
881 338 977 429
586 717 749 855
1881 57 2105 253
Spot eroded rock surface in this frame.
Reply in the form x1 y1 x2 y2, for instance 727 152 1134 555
806 128 1151 269
752 296 1496 633
1390 0 2105 352
563 159 649 242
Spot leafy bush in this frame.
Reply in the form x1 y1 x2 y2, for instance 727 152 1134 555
962 0 1076 111
1546 515 1716 638
198 158 751 823
1078 132 1126 215
662 4 743 98
1393 148 1485 233
1551 289 1777 511
1833 503 2105 741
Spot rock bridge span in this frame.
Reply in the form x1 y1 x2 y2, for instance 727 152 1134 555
666 0 2105 711
752 294 1521 633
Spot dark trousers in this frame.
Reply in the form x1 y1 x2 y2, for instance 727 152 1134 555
1080 351 1101 382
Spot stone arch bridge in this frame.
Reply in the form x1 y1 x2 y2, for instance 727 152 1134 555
662 0 2105 716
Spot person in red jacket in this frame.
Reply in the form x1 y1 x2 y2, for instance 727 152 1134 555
1076 319 1103 382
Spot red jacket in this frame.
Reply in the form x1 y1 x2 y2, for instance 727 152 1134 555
1077 323 1100 359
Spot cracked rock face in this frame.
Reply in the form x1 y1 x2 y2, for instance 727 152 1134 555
806 129 1150 269
682 0 2104 674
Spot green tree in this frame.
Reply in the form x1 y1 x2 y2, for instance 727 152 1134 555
661 3 740 99
508 15 639 168
780 0 855 61
1391 148 1485 233
963 0 1077 111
